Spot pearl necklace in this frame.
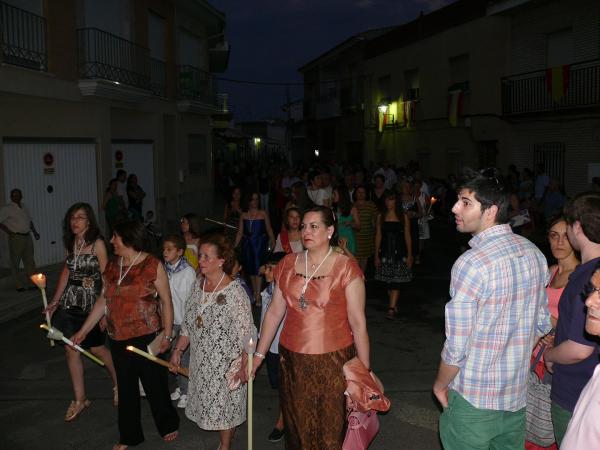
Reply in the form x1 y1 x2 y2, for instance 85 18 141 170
116 251 142 296
299 247 332 310
196 272 226 328
73 239 87 272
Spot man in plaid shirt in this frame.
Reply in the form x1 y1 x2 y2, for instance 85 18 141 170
433 169 552 449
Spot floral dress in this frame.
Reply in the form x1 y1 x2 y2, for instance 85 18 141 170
181 278 255 430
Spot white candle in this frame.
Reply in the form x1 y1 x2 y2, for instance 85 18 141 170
40 324 103 365
248 343 253 450
243 335 256 450
31 274 54 347
126 345 189 377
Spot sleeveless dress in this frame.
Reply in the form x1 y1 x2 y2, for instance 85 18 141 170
337 212 356 254
241 218 267 276
53 242 105 348
375 221 412 286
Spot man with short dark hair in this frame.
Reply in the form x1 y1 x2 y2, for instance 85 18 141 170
544 191 600 446
0 189 40 291
433 168 551 449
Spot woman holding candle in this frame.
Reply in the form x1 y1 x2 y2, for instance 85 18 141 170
72 220 179 450
45 202 118 421
248 205 370 450
169 233 255 450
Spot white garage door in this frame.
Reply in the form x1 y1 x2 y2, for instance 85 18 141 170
3 141 98 266
111 141 156 219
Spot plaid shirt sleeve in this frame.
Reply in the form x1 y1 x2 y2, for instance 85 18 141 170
537 266 553 336
441 256 484 368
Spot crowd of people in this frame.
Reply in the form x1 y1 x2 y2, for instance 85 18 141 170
3 156 600 450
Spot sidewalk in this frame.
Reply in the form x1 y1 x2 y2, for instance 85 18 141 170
0 263 63 325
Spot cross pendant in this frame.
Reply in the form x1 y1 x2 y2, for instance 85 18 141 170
299 293 308 310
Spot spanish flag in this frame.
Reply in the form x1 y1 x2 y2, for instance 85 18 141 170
546 65 570 103
448 90 462 127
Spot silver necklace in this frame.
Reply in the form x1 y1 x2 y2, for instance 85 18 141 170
73 239 86 272
116 251 142 296
196 272 226 328
247 210 257 231
299 247 332 310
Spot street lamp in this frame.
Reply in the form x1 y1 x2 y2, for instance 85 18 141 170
314 149 320 157
253 137 261 146
378 104 388 113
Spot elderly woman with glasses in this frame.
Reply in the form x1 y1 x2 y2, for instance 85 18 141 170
170 233 255 450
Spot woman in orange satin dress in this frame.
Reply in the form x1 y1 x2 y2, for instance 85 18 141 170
249 206 370 450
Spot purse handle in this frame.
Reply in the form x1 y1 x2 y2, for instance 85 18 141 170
530 329 555 376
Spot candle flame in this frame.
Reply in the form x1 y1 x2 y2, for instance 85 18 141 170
126 346 134 351
30 273 46 288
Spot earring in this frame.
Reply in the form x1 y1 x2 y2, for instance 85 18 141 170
219 264 223 268
327 235 331 239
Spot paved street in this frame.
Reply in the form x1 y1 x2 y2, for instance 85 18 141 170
0 220 459 450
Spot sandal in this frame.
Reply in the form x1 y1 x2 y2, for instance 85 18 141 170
65 399 91 422
113 386 119 407
386 307 396 320
163 430 178 443
112 444 128 450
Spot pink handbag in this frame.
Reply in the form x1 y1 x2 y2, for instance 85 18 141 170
342 357 390 450
342 408 380 450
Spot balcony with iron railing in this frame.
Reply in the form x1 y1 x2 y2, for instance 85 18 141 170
0 1 47 71
502 59 600 115
149 57 166 97
176 65 228 114
78 28 151 90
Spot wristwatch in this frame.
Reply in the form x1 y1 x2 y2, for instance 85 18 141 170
164 335 174 343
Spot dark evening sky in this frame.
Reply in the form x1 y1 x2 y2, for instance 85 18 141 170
215 0 453 121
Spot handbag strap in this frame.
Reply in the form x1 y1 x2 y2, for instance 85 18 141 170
530 343 546 372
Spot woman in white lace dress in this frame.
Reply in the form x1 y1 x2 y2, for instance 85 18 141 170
170 234 255 450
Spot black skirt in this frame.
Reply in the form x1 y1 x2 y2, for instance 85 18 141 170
52 307 106 348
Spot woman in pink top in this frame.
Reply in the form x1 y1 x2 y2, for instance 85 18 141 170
249 206 369 450
526 215 579 450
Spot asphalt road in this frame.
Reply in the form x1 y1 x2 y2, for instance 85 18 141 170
0 219 460 450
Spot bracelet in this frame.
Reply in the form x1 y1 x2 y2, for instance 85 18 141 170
163 335 174 343
254 351 266 360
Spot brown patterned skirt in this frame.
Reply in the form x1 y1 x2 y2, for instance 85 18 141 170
279 344 356 450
